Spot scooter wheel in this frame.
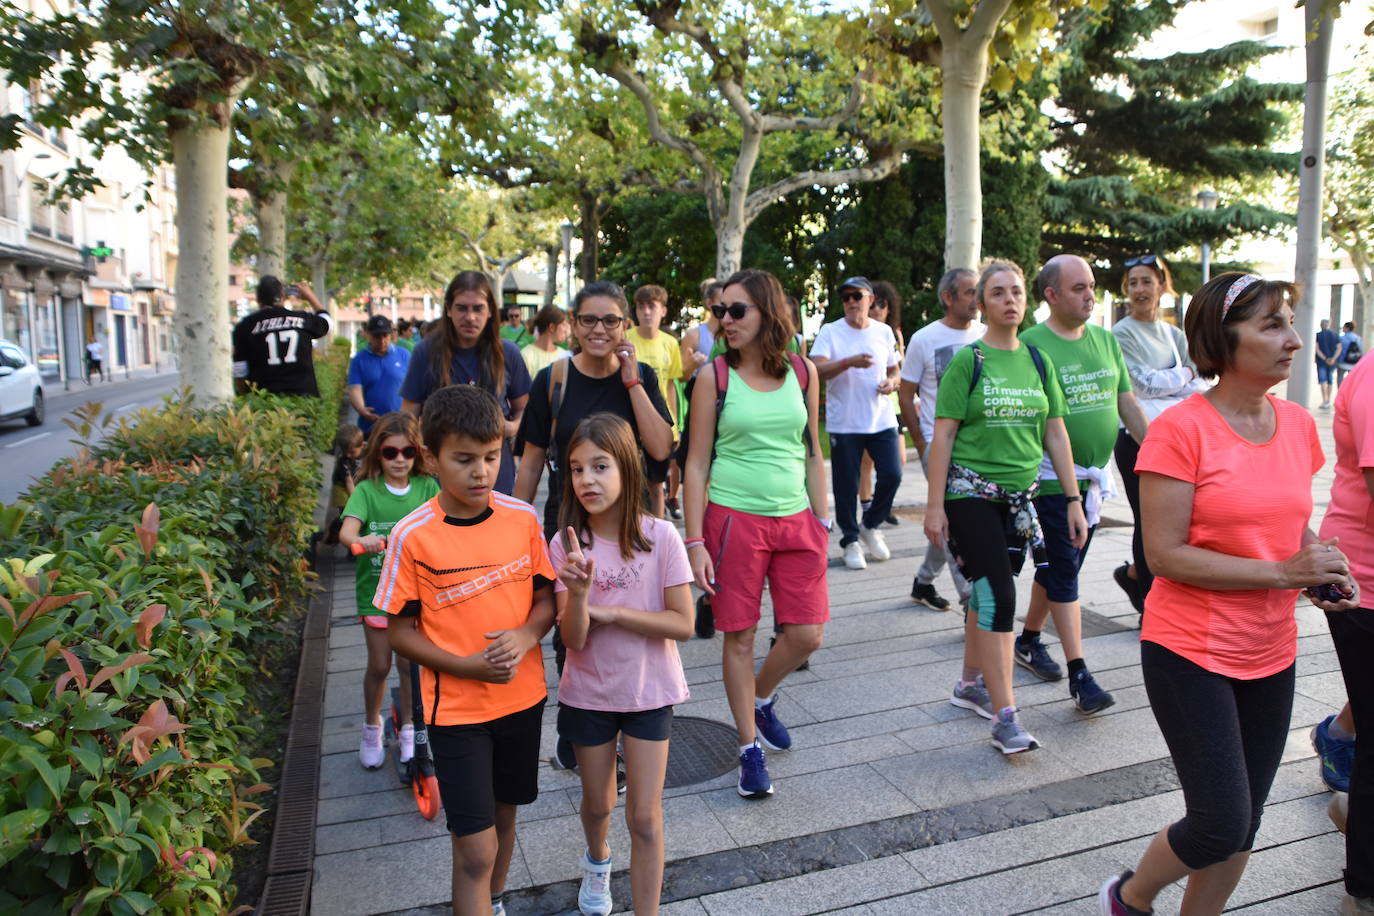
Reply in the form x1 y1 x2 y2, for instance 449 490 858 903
415 774 441 821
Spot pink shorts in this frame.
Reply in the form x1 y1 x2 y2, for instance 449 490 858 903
361 614 389 630
704 503 830 632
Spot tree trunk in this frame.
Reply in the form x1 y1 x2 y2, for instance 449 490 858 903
543 244 558 310
578 192 600 282
171 120 236 405
1289 5 1333 408
311 257 334 346
941 41 987 273
715 213 745 278
253 159 295 278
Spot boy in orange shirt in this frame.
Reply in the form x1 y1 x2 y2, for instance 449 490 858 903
378 385 556 916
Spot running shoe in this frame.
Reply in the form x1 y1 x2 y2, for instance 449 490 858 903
910 582 952 611
1098 870 1151 915
754 695 792 750
858 526 890 561
1312 714 1355 792
843 541 867 570
694 594 715 639
949 676 994 720
883 513 900 528
1014 636 1063 681
991 707 1039 754
492 897 506 916
1069 669 1116 714
738 742 773 799
398 723 415 763
578 849 613 916
359 723 385 769
1113 562 1144 614
666 497 682 520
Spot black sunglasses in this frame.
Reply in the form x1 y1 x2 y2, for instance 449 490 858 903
574 314 625 329
380 445 417 460
1124 255 1159 268
840 291 867 302
710 302 753 321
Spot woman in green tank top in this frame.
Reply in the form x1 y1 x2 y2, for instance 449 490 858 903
682 268 830 801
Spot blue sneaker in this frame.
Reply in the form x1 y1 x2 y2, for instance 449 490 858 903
754 695 792 751
738 742 773 799
1311 714 1354 793
1069 669 1116 715
1014 636 1063 681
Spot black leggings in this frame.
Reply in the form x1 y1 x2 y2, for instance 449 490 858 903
1327 607 1374 898
1141 640 1294 870
945 498 1017 633
1113 429 1154 598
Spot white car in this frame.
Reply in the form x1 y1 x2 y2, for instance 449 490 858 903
0 339 43 426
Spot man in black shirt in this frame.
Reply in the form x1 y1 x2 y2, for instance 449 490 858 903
232 276 332 396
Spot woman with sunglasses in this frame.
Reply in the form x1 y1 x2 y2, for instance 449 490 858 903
516 280 675 539
684 269 829 800
1111 254 1201 614
399 270 532 495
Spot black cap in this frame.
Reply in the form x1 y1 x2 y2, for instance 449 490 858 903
365 314 393 335
838 276 873 294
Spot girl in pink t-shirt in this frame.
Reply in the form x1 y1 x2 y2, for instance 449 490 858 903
1100 274 1360 916
551 413 693 916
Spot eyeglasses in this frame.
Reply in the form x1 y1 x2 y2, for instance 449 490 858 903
1124 255 1159 268
449 304 488 315
709 302 753 321
840 291 867 303
380 445 417 461
574 314 625 329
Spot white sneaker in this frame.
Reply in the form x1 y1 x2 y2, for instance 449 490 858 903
578 849 613 915
399 724 415 763
858 526 890 561
359 723 384 769
843 541 867 570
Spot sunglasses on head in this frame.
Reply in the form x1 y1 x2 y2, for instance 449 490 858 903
380 445 417 461
709 302 753 321
1124 255 1159 268
574 313 625 329
840 290 867 302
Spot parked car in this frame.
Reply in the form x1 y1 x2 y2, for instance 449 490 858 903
0 339 43 427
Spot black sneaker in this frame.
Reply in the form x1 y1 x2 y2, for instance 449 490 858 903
910 582 952 611
1113 563 1145 615
1014 636 1063 681
883 513 900 528
1069 669 1116 714
694 595 715 638
666 497 682 520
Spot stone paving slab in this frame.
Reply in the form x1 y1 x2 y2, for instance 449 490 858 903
307 409 1355 914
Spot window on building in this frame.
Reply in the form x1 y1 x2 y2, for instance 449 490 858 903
0 167 7 219
28 181 52 236
56 202 73 242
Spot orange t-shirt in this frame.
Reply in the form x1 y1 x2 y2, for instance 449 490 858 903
1136 394 1324 679
374 492 555 725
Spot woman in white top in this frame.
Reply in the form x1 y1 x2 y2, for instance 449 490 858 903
1111 254 1202 613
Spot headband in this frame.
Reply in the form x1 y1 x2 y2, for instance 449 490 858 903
1221 275 1261 320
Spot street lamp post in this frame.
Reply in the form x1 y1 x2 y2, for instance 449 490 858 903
559 221 575 309
1197 188 1220 283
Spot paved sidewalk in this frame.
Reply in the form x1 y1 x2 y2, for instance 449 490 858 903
309 410 1350 915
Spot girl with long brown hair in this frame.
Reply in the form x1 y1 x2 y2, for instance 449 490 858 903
399 270 531 494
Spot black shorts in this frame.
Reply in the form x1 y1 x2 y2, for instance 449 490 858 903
428 699 545 837
558 702 673 746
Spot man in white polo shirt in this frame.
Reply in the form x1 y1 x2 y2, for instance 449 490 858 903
810 276 902 570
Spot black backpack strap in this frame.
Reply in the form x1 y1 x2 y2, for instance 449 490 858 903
967 342 984 394
1026 343 1048 387
545 358 569 473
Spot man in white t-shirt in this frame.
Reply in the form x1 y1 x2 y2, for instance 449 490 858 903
898 268 983 610
810 276 902 570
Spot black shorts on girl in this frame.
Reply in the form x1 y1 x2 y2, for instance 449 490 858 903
558 703 674 746
427 699 545 837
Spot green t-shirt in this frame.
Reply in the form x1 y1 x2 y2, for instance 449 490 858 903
500 324 534 348
342 475 441 614
708 366 810 516
1020 323 1132 495
935 342 1067 494
394 336 415 352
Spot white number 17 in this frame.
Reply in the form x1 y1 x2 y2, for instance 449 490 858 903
265 330 300 365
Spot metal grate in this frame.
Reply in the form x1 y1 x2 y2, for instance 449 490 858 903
663 716 740 788
257 870 310 916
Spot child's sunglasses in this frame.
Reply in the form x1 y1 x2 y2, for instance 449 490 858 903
380 445 417 460
1124 254 1159 268
709 302 753 320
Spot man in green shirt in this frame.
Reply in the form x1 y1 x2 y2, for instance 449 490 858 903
499 304 533 348
1015 254 1148 714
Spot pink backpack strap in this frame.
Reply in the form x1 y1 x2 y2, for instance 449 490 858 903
787 350 808 391
712 354 730 398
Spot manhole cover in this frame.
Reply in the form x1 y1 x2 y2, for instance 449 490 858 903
665 716 739 788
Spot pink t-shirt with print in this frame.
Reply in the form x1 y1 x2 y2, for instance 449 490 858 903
1319 358 1374 600
1137 393 1324 679
550 516 692 712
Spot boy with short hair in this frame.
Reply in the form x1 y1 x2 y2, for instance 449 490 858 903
378 385 556 916
628 285 683 517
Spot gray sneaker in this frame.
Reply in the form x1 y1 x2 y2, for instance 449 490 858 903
991 707 1039 755
949 676 994 720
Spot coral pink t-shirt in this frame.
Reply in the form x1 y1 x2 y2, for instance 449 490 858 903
1137 393 1324 679
550 516 692 712
1319 358 1374 601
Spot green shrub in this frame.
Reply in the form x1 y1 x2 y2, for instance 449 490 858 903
0 346 348 914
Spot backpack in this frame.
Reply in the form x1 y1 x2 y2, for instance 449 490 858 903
676 351 815 469
544 357 573 473
1344 338 1362 364
967 341 1048 393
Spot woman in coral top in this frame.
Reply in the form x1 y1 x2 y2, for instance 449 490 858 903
1098 273 1360 916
